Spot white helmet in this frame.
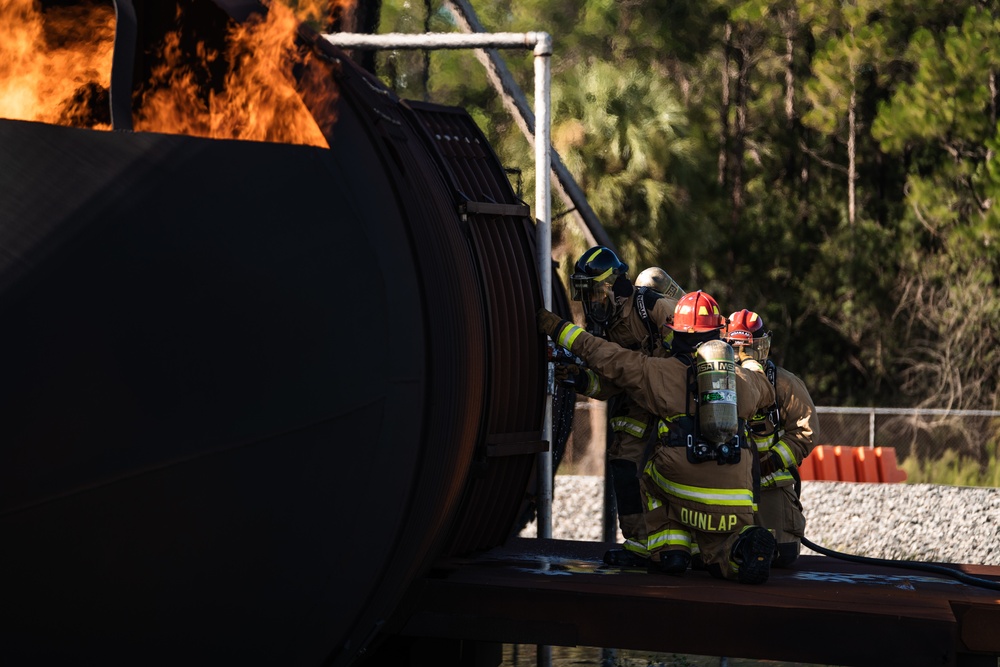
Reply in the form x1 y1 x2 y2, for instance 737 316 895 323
635 267 685 310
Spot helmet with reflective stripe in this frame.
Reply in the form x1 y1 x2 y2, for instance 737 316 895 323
725 309 771 362
668 290 725 333
570 246 630 327
572 246 628 285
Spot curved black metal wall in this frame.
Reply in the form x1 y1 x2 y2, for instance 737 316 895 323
0 2 566 666
400 101 553 555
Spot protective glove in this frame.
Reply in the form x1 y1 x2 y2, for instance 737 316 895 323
537 308 568 339
554 363 589 391
555 364 599 396
553 363 576 383
758 451 784 477
740 358 765 373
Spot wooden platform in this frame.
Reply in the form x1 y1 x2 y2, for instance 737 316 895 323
398 537 1000 667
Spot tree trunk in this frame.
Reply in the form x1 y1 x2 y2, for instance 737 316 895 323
718 23 732 188
848 86 856 225
731 36 748 232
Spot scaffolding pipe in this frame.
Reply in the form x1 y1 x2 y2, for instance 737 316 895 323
443 0 615 251
321 31 555 542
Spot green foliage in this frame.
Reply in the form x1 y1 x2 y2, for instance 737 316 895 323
901 445 1000 487
361 0 1000 416
873 7 1000 154
548 58 699 272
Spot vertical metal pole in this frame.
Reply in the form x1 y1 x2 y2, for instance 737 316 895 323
533 33 554 667
869 409 875 449
534 34 553 542
602 418 617 542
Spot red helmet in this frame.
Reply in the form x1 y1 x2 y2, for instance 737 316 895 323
725 309 771 361
669 290 725 333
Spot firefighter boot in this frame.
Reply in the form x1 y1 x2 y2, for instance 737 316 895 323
648 550 689 575
731 527 776 585
603 547 648 568
773 541 800 568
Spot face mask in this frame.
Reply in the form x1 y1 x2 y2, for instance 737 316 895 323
584 282 614 323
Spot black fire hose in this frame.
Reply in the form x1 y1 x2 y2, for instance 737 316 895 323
801 536 1000 592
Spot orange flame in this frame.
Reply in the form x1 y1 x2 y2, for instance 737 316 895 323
0 0 115 129
1 0 356 147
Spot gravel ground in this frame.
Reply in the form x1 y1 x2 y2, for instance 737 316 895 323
519 476 1000 566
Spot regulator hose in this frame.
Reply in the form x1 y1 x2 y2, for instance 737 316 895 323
801 536 1000 592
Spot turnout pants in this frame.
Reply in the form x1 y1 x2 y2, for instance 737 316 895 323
640 444 758 581
607 400 656 556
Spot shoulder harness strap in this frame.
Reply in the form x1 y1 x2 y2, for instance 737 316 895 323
764 359 782 430
634 286 663 356
673 351 698 418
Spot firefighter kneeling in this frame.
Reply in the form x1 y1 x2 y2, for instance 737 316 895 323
539 291 779 584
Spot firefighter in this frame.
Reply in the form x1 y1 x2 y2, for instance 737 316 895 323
634 266 686 352
558 247 675 568
538 291 779 584
724 309 820 567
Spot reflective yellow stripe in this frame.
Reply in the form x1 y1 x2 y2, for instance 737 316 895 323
648 528 691 551
761 469 795 488
773 439 796 467
644 486 663 511
583 369 601 396
611 416 647 437
624 539 649 557
557 323 584 349
592 267 614 282
583 249 614 282
656 414 683 438
647 464 755 507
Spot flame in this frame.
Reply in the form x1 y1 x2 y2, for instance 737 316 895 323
1 0 356 147
0 0 115 129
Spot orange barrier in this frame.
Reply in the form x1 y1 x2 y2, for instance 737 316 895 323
852 446 880 483
797 451 816 479
797 445 907 483
875 446 908 483
833 445 857 482
807 445 840 481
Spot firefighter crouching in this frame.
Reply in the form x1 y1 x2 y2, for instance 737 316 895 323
538 291 779 584
557 247 681 568
724 309 820 567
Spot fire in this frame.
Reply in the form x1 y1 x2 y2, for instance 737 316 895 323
0 0 356 147
0 0 115 129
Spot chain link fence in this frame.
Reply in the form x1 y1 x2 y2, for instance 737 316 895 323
816 407 1000 465
563 404 1000 474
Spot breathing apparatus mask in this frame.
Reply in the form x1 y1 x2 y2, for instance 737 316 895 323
572 272 632 329
570 246 632 336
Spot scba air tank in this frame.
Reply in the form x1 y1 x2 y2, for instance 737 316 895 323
696 339 738 444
